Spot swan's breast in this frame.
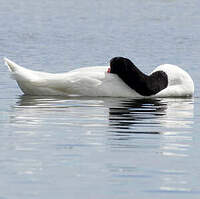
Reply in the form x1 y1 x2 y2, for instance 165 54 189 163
153 64 194 97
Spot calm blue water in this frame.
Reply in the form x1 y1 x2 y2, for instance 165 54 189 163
1 0 200 198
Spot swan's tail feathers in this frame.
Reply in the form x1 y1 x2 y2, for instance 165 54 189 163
3 57 62 95
4 57 22 72
4 57 41 84
4 57 30 81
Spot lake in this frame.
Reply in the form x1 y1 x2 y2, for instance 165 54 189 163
0 0 200 198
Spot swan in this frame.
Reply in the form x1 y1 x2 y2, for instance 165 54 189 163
4 57 194 98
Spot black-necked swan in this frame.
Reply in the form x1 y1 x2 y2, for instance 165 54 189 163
4 57 194 98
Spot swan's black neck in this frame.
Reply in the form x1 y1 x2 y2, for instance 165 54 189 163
110 57 168 96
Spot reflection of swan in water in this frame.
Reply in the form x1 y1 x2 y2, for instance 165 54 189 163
12 96 168 133
11 95 108 127
160 98 194 129
14 96 194 133
106 98 194 134
107 98 167 134
16 95 73 107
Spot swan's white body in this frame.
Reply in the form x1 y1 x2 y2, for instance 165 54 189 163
4 58 194 98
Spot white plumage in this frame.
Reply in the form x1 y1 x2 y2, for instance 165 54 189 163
4 58 194 98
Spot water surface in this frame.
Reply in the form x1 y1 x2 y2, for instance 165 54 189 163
1 0 200 198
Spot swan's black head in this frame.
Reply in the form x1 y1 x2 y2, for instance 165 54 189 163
110 57 137 75
109 57 168 96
